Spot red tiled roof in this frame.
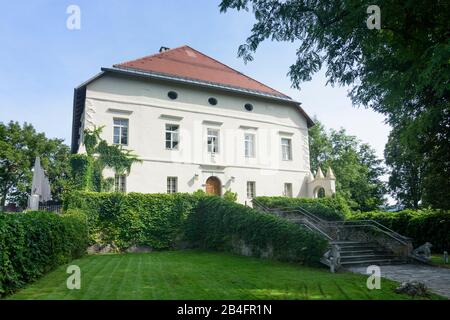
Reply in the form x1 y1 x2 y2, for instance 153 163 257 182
113 45 289 98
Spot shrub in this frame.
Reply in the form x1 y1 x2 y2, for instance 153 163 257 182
347 209 450 252
223 190 237 202
253 196 349 220
63 191 200 250
185 197 328 265
0 211 88 297
69 154 94 191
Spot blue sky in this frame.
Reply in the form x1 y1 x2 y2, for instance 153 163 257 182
0 0 390 160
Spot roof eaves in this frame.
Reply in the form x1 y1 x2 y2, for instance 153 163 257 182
103 66 296 103
75 71 105 90
102 66 314 128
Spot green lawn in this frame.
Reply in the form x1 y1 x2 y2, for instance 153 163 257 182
8 250 443 300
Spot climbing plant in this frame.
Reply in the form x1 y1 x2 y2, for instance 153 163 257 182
70 126 141 192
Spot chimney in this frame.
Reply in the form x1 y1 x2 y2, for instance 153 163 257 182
159 46 170 53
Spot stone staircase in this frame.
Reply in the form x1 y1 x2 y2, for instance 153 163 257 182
252 200 413 271
333 241 406 267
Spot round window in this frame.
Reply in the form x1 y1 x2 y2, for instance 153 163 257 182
244 103 253 111
167 91 178 100
208 97 218 105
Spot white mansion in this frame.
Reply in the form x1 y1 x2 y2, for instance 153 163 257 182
71 46 335 204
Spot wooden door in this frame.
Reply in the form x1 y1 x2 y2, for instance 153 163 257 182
205 176 221 196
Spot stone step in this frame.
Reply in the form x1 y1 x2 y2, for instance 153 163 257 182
339 249 378 255
340 249 392 255
340 254 397 261
331 241 365 244
340 258 406 266
339 244 379 250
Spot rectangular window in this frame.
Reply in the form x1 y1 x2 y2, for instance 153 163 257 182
247 181 256 199
281 138 292 161
207 129 219 153
114 174 126 193
165 124 179 150
284 183 293 197
244 133 255 158
113 118 129 145
167 177 178 194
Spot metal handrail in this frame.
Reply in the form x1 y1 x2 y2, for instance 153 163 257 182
332 219 410 241
252 199 333 240
251 200 409 246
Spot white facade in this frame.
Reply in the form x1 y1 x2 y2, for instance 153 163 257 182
75 71 334 203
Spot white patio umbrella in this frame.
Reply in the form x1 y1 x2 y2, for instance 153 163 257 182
31 156 52 202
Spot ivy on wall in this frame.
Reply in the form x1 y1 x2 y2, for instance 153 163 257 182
69 126 141 192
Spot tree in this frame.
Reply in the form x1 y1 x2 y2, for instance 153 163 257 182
0 121 71 207
309 120 386 211
219 0 450 209
384 128 424 209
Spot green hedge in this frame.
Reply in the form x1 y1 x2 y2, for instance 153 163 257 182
0 211 88 297
347 209 450 252
69 154 94 191
63 191 199 250
253 196 349 220
185 197 328 265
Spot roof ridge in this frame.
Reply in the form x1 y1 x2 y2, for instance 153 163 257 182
183 45 289 98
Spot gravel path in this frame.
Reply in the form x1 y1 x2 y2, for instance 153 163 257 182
347 264 450 298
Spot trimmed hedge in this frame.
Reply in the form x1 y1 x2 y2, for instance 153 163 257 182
63 191 199 250
347 209 450 252
64 192 327 265
254 196 349 220
0 211 88 297
185 197 328 265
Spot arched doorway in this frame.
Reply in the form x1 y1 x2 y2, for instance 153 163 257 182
205 176 221 196
314 187 326 198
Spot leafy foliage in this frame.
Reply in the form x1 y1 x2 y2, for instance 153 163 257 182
0 211 88 297
0 121 72 207
309 120 386 211
70 127 141 192
254 196 348 220
64 192 327 265
384 128 424 209
185 196 328 265
63 191 200 249
347 209 450 252
219 0 450 209
223 190 238 202
69 154 94 191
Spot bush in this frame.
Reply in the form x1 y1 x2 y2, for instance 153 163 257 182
0 211 88 297
223 190 237 202
69 154 94 191
185 197 328 265
253 196 349 220
63 191 200 250
347 209 450 252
